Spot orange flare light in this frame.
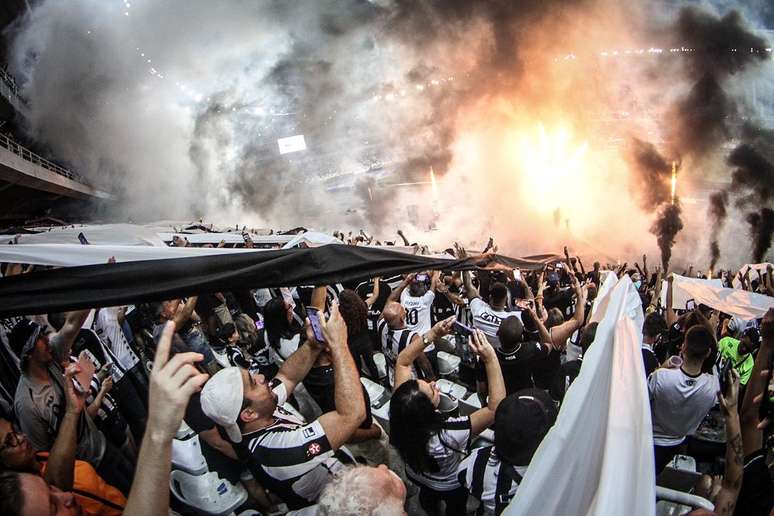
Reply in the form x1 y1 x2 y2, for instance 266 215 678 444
670 161 677 205
430 166 439 203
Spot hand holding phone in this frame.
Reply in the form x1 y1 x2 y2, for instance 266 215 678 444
452 321 474 337
306 307 326 343
75 352 96 393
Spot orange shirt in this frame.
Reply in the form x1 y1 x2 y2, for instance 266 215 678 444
37 452 126 515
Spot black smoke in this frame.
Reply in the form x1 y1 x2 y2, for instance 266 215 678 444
666 7 772 265
627 138 682 271
707 191 728 270
746 208 774 263
652 202 684 273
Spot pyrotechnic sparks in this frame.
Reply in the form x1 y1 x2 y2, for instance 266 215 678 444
670 161 677 205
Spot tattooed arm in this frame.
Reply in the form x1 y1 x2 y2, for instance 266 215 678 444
713 369 743 516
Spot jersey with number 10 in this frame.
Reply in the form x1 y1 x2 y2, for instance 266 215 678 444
400 289 435 345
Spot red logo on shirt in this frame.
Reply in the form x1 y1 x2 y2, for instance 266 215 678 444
307 443 321 457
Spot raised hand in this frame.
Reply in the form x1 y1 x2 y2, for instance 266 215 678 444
63 364 87 415
432 315 456 338
467 329 495 362
718 368 739 415
147 321 209 441
320 301 348 349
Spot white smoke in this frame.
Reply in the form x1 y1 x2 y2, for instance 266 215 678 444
6 0 774 268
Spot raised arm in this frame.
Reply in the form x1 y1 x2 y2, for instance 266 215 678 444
468 330 505 435
545 276 587 349
394 317 455 390
665 274 677 326
124 321 208 516
429 270 440 293
43 364 86 491
316 303 366 450
713 369 744 516
397 229 410 247
648 268 664 313
437 282 465 306
275 322 325 395
173 296 198 328
365 277 381 308
47 310 89 364
642 254 649 280
86 376 113 421
387 273 415 304
740 308 773 455
462 271 480 301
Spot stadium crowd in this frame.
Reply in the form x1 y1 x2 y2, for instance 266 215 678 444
0 232 772 516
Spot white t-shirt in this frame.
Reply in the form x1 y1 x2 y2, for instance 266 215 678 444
648 367 719 446
94 307 139 379
469 298 517 348
401 289 435 351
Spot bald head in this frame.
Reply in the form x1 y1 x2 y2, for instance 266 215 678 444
382 302 405 329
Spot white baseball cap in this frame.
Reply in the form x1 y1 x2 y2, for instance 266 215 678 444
200 367 245 443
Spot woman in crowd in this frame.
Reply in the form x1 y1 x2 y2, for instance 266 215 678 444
390 321 506 516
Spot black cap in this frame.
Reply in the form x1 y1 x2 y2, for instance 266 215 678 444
494 389 558 466
9 319 43 365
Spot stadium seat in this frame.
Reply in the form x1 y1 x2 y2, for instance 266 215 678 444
436 351 461 376
170 469 248 516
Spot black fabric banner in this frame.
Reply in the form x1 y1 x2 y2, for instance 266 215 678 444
0 245 559 317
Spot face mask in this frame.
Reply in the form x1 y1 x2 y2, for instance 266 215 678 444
634 281 642 290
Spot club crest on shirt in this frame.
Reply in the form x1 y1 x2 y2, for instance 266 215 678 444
307 442 322 457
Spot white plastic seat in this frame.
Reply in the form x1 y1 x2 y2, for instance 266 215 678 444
170 469 248 516
436 379 467 400
436 351 461 376
171 432 208 475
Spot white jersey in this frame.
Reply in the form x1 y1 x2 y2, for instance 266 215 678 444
400 289 435 351
469 298 518 348
94 307 139 380
405 415 472 491
648 367 718 446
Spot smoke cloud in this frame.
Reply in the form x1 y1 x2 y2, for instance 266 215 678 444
4 0 774 268
747 207 774 263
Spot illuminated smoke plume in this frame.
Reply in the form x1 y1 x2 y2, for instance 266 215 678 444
627 138 682 271
5 0 774 266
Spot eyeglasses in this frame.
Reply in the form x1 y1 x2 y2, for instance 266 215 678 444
0 430 23 454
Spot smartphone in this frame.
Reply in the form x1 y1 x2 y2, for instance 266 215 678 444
255 318 265 330
513 269 521 280
415 273 429 283
77 232 89 245
718 359 732 397
453 321 474 337
306 307 326 343
686 299 696 311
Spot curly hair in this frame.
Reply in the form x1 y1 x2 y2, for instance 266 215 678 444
338 289 368 337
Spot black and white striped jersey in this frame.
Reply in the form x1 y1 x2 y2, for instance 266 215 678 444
376 319 419 388
238 381 355 510
458 445 526 516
